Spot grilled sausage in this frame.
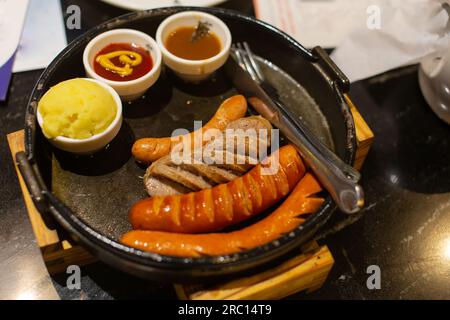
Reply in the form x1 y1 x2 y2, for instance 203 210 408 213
132 95 248 164
129 145 306 233
143 116 273 196
122 173 324 257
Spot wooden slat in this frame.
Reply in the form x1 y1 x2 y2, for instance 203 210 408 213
175 243 333 300
7 130 60 248
345 94 374 170
7 130 96 274
44 245 96 275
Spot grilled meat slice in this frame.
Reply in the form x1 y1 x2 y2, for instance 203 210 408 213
143 116 273 196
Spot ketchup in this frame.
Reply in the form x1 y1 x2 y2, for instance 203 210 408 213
93 42 153 82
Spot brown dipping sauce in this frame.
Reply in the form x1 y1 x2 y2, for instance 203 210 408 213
165 26 222 61
93 42 153 82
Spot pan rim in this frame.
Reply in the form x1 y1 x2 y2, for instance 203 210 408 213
25 6 356 276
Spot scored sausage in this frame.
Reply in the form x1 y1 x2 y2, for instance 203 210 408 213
129 145 306 234
121 173 324 257
132 95 248 164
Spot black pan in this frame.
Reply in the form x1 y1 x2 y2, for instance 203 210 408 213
18 7 356 282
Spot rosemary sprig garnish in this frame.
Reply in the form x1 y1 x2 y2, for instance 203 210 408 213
191 21 212 42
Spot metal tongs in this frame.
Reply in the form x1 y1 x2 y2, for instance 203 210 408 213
225 42 364 214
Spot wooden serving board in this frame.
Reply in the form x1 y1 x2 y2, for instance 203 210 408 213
7 130 97 275
7 95 373 298
175 241 333 300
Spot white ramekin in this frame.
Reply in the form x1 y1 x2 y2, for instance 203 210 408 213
156 11 232 82
83 29 162 101
37 78 123 155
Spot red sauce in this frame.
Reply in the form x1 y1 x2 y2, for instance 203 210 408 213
93 42 153 82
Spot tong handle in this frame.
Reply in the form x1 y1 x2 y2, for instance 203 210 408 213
276 106 364 214
250 94 365 214
276 100 360 181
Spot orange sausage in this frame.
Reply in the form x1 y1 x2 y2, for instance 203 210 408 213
129 145 306 233
122 173 324 257
132 95 248 164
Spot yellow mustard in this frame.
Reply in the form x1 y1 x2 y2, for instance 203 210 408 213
95 50 143 76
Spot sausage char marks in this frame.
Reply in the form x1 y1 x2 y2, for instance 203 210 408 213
129 145 306 234
132 95 248 164
122 173 324 257
143 116 273 197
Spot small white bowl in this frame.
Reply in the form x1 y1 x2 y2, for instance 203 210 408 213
156 11 232 82
37 78 123 155
83 29 162 101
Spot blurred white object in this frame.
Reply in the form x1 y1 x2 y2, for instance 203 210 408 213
254 0 377 48
100 0 226 11
13 0 67 72
0 0 28 68
331 0 450 82
419 50 450 124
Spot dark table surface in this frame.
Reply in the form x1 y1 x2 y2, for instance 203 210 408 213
1 0 449 300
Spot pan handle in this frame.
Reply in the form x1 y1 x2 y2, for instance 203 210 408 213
16 151 55 229
312 46 350 93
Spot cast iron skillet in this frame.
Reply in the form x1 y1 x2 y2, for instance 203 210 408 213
18 7 356 282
